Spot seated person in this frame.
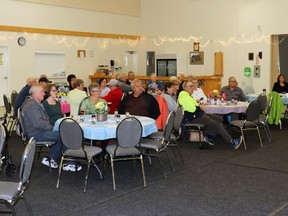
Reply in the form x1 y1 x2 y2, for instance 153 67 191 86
67 78 87 116
272 74 288 93
38 76 50 88
191 76 207 103
80 83 107 114
103 79 123 114
67 74 76 91
146 73 164 92
178 81 242 149
42 84 64 126
117 72 132 93
220 76 246 101
126 71 135 85
118 79 160 120
21 84 80 171
163 81 178 113
14 77 37 116
98 78 110 97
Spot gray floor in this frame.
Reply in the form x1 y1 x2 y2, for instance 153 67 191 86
1 112 288 216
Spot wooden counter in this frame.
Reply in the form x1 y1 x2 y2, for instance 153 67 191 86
89 74 222 96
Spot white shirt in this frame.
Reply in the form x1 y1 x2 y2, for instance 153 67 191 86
192 88 207 101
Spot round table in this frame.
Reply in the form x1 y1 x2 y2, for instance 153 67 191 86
54 114 158 140
204 102 248 114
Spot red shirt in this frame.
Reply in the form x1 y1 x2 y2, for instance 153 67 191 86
103 87 123 114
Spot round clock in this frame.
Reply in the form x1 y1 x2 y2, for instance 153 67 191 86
18 37 26 46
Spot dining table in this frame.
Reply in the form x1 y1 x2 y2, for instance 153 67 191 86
246 93 288 105
204 101 248 115
53 114 158 140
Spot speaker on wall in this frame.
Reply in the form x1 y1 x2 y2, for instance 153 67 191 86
110 60 114 67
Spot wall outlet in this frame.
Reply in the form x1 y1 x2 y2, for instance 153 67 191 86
254 65 260 78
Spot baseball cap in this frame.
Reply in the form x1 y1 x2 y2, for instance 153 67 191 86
107 79 118 86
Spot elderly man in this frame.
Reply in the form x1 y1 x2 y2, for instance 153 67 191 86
117 72 132 93
14 77 37 116
21 84 81 171
220 76 246 101
178 81 242 149
103 79 123 114
118 79 160 120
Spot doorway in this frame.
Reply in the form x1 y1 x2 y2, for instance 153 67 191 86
0 46 9 106
157 59 177 76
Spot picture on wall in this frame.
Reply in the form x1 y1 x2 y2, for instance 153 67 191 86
189 51 204 65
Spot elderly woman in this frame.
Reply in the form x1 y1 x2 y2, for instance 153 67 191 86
42 84 64 125
146 73 164 92
67 78 87 116
80 83 107 114
163 81 178 113
98 78 110 97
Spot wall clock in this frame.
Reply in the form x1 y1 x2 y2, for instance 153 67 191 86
18 37 26 46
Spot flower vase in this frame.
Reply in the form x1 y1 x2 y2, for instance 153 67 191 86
97 113 108 122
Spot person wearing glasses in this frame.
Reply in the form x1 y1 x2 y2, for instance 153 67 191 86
79 83 107 114
220 76 246 101
178 81 242 149
190 76 207 103
42 84 63 126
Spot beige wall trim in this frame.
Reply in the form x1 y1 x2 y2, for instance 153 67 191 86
0 25 140 40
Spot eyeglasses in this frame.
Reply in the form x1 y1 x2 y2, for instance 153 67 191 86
50 90 57 92
91 89 100 92
229 80 236 83
187 85 194 88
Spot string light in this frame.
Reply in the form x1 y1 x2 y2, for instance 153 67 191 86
0 32 276 49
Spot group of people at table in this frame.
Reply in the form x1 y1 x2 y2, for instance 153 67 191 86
16 70 288 172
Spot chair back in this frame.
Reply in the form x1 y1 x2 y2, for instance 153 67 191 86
10 90 18 111
59 118 83 150
246 100 261 121
173 106 183 133
0 124 6 157
163 112 175 142
116 117 142 148
19 137 36 189
18 108 28 144
78 96 90 115
257 93 267 113
3 94 11 115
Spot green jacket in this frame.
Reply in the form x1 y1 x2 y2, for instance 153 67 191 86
267 92 285 125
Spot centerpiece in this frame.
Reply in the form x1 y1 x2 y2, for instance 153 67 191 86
95 101 109 121
57 86 70 102
208 89 221 105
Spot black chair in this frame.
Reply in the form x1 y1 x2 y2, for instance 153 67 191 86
57 118 103 192
230 100 263 150
0 137 36 216
18 108 56 173
3 94 15 135
140 112 175 177
105 117 146 190
256 93 272 143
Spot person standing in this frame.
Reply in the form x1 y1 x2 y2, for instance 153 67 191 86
67 79 87 115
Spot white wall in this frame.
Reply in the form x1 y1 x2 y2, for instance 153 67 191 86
1 0 288 94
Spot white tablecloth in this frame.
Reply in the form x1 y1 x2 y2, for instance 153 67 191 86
53 115 158 140
246 93 288 105
204 102 248 114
